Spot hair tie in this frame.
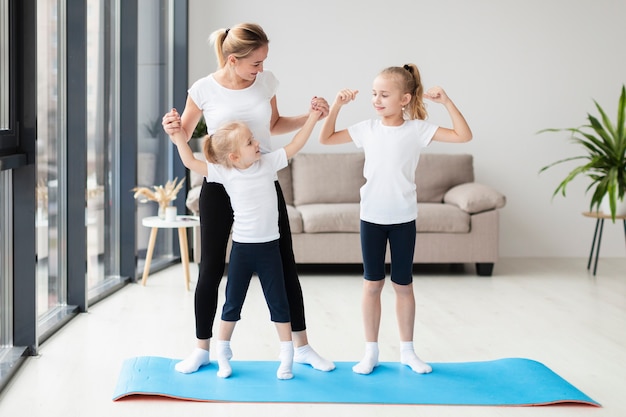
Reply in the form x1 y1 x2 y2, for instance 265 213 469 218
225 28 230 36
403 64 411 71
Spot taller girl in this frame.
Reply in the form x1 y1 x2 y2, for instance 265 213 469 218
162 23 334 374
319 64 472 375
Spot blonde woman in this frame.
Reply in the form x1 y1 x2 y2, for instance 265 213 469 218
162 23 334 374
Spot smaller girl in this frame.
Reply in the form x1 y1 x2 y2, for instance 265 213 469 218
319 64 472 375
170 109 322 379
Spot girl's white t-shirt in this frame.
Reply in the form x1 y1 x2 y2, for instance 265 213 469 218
205 149 288 243
188 71 279 154
348 119 438 225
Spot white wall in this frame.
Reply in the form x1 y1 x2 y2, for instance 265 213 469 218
188 0 626 258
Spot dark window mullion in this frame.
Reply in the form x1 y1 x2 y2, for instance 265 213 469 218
65 0 87 311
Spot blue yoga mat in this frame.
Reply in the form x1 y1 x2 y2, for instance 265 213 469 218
112 356 599 406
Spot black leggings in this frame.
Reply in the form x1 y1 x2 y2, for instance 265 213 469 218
195 180 306 339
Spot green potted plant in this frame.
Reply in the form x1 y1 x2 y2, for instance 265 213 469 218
188 116 207 153
539 85 626 221
192 116 207 139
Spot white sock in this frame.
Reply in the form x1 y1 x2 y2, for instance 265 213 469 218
277 341 294 380
294 344 335 371
215 340 233 378
352 342 379 375
400 341 432 374
174 347 210 374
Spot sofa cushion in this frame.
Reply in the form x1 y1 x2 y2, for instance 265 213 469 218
416 153 474 202
416 203 470 233
444 183 506 214
297 203 361 233
185 185 202 214
286 204 303 234
297 202 470 234
291 153 365 205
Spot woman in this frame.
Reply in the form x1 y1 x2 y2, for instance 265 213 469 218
162 22 334 374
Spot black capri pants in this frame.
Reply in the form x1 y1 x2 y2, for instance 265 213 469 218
194 180 306 339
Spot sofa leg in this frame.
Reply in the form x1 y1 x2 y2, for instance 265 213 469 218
476 263 494 276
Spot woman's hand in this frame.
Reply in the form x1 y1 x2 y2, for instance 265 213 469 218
162 108 182 136
310 96 330 119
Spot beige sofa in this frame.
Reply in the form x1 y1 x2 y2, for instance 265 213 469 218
186 152 506 276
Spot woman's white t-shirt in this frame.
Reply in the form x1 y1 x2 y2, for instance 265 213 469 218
205 149 288 243
188 71 278 154
348 119 438 225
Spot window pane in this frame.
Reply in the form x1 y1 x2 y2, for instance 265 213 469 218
36 0 64 317
86 0 121 295
136 0 176 269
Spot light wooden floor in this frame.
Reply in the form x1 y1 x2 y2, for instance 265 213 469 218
0 258 624 417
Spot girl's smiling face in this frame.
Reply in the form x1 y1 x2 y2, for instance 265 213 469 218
371 74 411 121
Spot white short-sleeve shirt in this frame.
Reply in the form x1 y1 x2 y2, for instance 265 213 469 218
188 71 279 154
205 149 288 243
348 119 438 225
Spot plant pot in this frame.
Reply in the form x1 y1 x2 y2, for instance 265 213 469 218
600 194 626 216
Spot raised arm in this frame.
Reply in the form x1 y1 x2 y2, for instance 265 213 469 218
170 130 208 178
269 96 329 135
318 89 358 145
425 87 473 143
283 110 323 159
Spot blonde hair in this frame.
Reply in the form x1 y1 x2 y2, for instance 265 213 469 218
380 64 427 120
203 121 248 168
208 23 269 68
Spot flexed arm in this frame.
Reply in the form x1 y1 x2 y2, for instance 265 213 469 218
425 87 473 143
319 89 358 145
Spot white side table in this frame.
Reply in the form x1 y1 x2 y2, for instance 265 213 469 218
141 215 200 290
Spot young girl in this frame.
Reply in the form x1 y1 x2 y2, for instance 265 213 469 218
170 109 322 379
319 64 472 375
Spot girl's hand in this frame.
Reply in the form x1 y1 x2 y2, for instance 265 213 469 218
423 86 450 104
311 96 330 119
335 89 359 106
162 108 181 135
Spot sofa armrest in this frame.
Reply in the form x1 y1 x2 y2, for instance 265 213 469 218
186 186 202 215
443 183 506 214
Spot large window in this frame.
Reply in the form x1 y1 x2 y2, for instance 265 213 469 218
1 0 189 394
